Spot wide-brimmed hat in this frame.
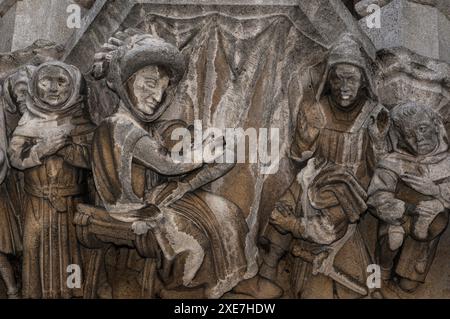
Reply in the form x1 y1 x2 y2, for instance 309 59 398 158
107 34 186 122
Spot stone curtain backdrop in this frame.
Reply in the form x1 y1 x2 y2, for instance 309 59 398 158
117 11 327 268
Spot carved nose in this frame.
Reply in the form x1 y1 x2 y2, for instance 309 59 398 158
155 90 164 103
49 82 58 92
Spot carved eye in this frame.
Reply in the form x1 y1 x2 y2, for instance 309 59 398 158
39 79 50 88
145 79 157 88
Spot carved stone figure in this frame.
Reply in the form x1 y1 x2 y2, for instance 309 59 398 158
85 32 250 299
236 33 389 299
367 102 450 293
8 61 95 298
3 66 36 118
0 89 21 299
1 65 36 237
0 0 449 300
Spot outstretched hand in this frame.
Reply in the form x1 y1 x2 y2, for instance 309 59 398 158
159 181 192 208
35 135 71 158
269 202 296 232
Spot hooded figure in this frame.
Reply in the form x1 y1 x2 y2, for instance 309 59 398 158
8 61 95 299
368 102 450 293
1 65 36 210
238 33 389 299
0 84 21 298
3 66 36 117
90 33 249 299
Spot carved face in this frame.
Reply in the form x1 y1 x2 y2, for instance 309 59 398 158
329 64 363 108
36 66 72 107
127 65 170 117
401 114 439 155
12 82 28 114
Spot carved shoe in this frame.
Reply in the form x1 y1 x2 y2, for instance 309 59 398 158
388 225 405 251
414 257 428 274
7 289 20 299
378 280 402 299
398 277 421 293
231 275 283 299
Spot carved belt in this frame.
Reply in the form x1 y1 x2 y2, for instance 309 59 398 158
25 184 87 212
25 184 86 199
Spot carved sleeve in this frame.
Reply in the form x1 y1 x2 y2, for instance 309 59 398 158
133 135 203 176
290 106 320 163
184 163 235 191
8 135 42 169
274 178 348 245
438 183 450 209
291 207 349 245
367 168 405 225
57 133 92 169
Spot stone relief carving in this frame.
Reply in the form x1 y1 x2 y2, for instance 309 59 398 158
232 33 389 299
0 0 449 299
7 61 95 298
368 102 450 295
77 31 251 299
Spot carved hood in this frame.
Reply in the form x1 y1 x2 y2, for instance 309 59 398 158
315 32 377 102
2 65 36 114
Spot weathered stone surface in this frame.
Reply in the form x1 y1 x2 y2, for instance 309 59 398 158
74 0 96 9
0 1 16 52
376 47 450 120
0 0 449 300
359 0 450 63
0 39 64 78
10 0 79 51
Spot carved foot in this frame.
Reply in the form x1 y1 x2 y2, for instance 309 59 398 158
7 288 21 299
398 278 421 293
378 280 402 299
96 281 113 299
231 275 283 299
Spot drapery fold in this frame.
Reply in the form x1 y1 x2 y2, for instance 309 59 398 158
129 12 327 262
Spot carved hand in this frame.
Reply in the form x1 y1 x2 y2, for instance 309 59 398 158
159 181 192 208
131 211 166 234
131 221 151 235
368 109 390 148
378 198 406 225
269 202 297 233
401 174 440 197
34 135 71 158
415 200 445 220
